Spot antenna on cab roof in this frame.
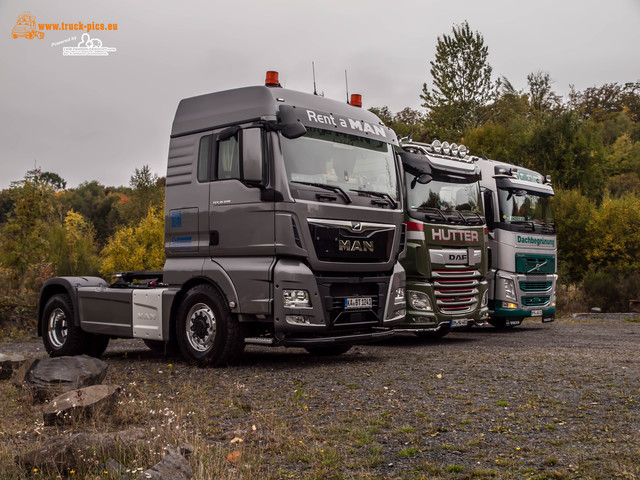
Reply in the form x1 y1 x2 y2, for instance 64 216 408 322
345 69 349 103
312 62 318 96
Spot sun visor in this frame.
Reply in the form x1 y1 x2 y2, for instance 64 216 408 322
278 105 397 145
496 177 555 196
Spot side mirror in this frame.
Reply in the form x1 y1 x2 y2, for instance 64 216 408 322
281 122 307 139
417 173 432 184
242 128 263 184
219 125 240 141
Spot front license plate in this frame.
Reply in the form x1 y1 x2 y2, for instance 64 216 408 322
451 318 470 328
530 309 543 317
345 297 373 309
506 319 521 327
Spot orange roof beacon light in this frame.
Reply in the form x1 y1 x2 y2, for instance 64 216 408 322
265 71 281 88
350 94 362 108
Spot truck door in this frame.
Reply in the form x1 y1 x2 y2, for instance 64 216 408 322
208 127 275 258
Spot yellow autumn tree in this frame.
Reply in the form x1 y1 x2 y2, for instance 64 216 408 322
100 206 165 277
587 193 640 273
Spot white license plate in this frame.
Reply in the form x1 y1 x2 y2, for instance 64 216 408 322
530 310 543 317
451 318 470 328
345 297 372 309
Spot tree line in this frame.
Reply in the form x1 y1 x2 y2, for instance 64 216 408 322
2 20 639 323
371 21 640 312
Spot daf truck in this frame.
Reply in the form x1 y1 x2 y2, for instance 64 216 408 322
476 157 556 327
396 140 489 338
37 71 407 366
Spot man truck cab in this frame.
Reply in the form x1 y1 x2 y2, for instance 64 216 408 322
38 72 407 366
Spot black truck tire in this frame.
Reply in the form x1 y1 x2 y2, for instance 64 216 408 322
41 293 90 357
85 334 110 357
305 345 352 356
176 284 245 366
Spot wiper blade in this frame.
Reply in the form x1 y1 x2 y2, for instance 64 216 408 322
459 210 484 225
349 189 398 209
417 207 447 223
291 181 352 204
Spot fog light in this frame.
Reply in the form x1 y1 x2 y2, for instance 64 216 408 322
407 290 432 311
286 315 312 325
505 302 518 309
283 289 311 308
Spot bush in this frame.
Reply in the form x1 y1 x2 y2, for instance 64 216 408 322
582 269 640 313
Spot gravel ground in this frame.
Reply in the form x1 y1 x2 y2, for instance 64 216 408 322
2 315 639 479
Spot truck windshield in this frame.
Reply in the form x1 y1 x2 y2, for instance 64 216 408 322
497 188 554 230
280 127 399 202
406 173 483 225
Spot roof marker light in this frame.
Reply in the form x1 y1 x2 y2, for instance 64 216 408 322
265 71 281 88
350 94 362 107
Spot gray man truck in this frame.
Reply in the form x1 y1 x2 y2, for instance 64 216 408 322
476 157 556 327
395 140 489 338
37 71 407 366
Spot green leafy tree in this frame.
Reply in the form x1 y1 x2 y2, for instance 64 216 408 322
63 180 126 246
552 189 596 283
421 20 498 140
118 165 165 226
0 170 57 293
527 71 562 116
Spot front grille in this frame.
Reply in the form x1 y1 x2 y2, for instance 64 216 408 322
433 268 481 314
522 296 550 306
309 222 394 263
520 281 552 292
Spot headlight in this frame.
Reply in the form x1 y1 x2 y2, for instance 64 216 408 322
283 289 311 308
407 290 432 311
481 289 488 307
501 277 517 301
394 287 405 304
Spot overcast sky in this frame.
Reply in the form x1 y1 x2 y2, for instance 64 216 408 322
2 0 640 190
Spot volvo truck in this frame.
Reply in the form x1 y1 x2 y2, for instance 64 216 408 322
476 158 556 327
37 71 407 366
396 140 489 338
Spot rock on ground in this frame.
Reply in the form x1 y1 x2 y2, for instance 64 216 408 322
43 384 120 425
135 453 193 480
16 428 146 472
0 353 26 380
14 355 108 401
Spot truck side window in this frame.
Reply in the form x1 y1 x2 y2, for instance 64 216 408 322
197 135 212 182
217 136 240 180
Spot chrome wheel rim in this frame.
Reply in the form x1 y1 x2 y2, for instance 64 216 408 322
186 302 216 352
48 307 68 348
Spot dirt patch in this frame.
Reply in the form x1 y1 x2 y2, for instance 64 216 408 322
1 316 639 479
